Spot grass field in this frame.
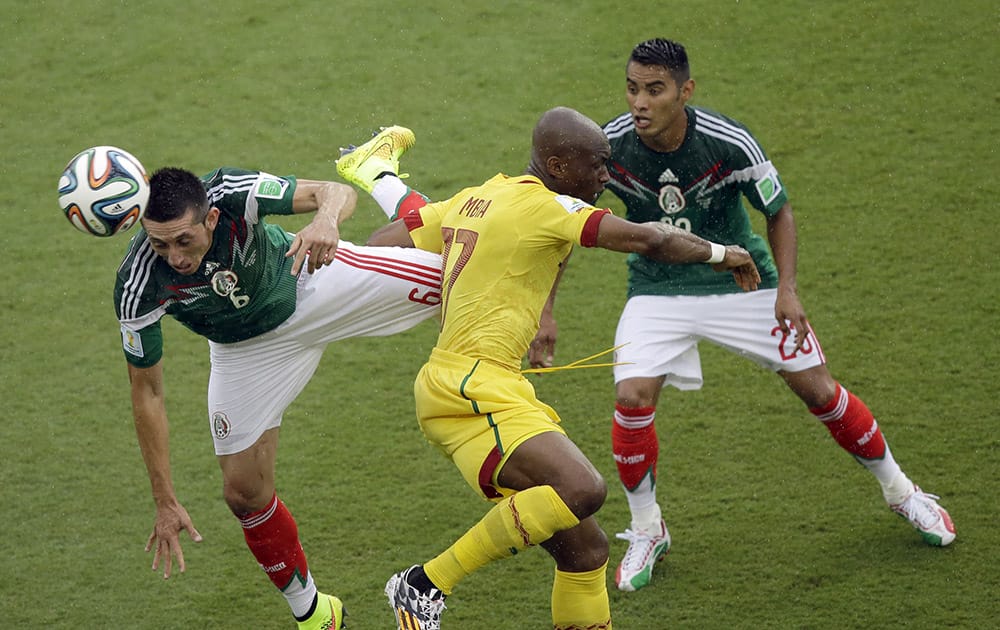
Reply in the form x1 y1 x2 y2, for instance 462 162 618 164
1 1 998 628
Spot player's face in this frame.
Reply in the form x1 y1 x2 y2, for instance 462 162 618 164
560 139 612 204
143 206 220 275
626 61 693 152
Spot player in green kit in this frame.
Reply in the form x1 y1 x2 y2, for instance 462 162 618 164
116 162 442 628
602 38 955 592
338 109 760 630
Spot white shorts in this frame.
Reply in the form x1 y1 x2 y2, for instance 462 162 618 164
612 290 826 390
207 241 442 455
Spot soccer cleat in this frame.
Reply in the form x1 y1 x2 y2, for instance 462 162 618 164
335 125 416 193
385 565 446 630
297 592 347 630
614 519 671 592
889 486 956 546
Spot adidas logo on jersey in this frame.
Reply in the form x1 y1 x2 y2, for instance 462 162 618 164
658 168 679 184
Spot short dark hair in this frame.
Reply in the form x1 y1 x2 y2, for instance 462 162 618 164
145 167 209 223
630 38 690 84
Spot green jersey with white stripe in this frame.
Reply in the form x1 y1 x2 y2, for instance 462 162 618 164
114 168 298 367
603 105 785 297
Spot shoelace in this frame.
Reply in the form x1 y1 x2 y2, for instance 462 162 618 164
897 491 943 529
403 583 447 617
616 529 659 568
418 597 446 616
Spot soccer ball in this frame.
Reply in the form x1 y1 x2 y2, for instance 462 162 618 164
58 146 150 237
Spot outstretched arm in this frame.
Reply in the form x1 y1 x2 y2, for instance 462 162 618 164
285 179 359 275
595 215 761 291
129 361 202 579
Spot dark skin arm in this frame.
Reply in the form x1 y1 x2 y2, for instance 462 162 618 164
595 214 761 290
366 218 414 247
529 251 570 369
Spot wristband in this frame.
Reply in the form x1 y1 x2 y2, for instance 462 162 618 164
707 243 726 264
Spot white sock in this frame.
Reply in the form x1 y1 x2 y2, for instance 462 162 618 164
881 470 915 505
371 175 410 219
285 570 318 618
625 475 662 532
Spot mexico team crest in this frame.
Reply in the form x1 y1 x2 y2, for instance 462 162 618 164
213 412 231 439
211 270 239 297
210 269 250 308
658 185 686 215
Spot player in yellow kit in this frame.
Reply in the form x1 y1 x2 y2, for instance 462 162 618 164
337 110 760 629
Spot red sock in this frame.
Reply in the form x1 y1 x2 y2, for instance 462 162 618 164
396 189 429 218
239 494 310 591
612 404 658 490
810 383 887 460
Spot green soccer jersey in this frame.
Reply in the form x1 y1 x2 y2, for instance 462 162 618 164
603 105 786 297
114 168 299 367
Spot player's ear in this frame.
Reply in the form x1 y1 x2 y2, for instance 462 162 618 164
545 155 566 179
205 206 221 230
681 78 695 102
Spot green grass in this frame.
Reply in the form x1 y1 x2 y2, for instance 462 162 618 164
1 1 997 628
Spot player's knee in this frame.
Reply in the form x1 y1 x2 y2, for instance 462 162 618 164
557 471 607 520
222 480 274 517
615 379 659 408
590 525 610 566
545 518 610 571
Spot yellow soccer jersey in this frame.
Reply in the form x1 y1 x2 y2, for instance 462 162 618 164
401 173 609 370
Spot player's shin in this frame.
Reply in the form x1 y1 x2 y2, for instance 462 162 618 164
424 485 580 595
612 405 661 530
552 562 613 630
810 383 912 502
239 494 317 618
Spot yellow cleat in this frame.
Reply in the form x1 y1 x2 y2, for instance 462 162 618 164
297 592 347 630
335 125 416 193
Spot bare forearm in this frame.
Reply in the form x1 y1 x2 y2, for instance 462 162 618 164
596 216 717 264
128 364 177 506
293 179 357 225
767 203 798 289
133 403 177 505
644 222 718 264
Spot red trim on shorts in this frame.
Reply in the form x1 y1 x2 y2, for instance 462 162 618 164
333 243 441 288
478 447 504 499
580 210 610 247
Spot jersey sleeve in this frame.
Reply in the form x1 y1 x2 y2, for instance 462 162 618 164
535 194 610 248
114 234 167 367
202 168 298 222
718 124 788 216
401 198 450 254
740 161 788 216
119 321 163 368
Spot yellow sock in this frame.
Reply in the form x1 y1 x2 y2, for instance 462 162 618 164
552 561 612 630
425 485 579 595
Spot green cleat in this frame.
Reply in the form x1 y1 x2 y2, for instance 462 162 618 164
335 125 416 193
297 592 347 630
